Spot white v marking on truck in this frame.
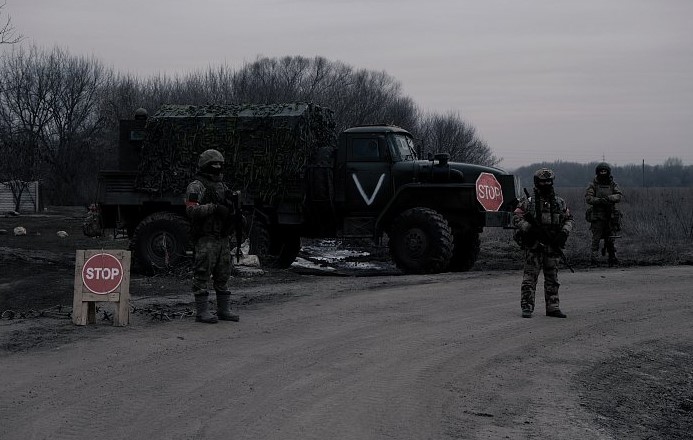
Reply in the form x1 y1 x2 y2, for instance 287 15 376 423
352 173 385 206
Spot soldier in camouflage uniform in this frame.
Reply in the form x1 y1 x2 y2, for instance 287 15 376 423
513 168 574 318
585 162 623 267
185 149 239 324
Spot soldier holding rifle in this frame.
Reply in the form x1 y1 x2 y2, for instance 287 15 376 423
585 162 623 267
185 149 242 324
513 168 575 319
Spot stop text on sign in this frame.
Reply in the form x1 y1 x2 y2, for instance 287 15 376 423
84 267 121 280
477 183 502 200
81 253 124 294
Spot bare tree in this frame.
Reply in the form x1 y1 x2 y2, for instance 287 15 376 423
48 49 111 203
0 127 39 211
0 46 56 209
0 45 111 205
0 2 22 45
229 55 420 132
419 111 499 166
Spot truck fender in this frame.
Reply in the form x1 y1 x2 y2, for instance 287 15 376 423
375 183 477 233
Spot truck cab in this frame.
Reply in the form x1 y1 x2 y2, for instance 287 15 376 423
293 124 518 274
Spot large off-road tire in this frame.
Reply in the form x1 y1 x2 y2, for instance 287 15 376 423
388 207 453 274
448 229 480 272
131 212 190 273
249 220 301 269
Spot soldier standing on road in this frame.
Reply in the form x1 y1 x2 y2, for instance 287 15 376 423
185 149 239 324
513 168 575 319
585 162 623 267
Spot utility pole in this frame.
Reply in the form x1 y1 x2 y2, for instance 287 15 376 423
642 159 645 188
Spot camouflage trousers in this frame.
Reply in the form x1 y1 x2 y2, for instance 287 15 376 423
589 220 616 256
520 248 561 313
192 236 232 295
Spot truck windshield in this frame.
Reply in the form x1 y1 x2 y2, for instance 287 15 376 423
388 134 417 162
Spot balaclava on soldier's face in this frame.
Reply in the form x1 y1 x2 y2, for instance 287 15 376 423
597 169 610 184
201 161 223 182
535 180 554 196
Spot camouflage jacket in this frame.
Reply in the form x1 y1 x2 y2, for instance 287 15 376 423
585 178 622 221
513 189 574 249
185 174 233 239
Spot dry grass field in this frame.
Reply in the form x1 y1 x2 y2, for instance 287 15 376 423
479 186 693 270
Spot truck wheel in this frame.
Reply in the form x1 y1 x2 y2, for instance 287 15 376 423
448 230 480 272
389 207 453 274
249 220 301 269
131 212 190 273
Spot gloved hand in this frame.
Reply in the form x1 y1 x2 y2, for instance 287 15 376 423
214 204 230 218
552 230 568 248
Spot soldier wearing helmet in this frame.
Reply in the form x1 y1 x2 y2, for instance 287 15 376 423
513 168 574 318
185 149 240 323
585 162 623 266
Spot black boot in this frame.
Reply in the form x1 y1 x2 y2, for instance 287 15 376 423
521 298 534 318
194 293 218 323
608 253 619 267
546 310 567 318
216 291 239 322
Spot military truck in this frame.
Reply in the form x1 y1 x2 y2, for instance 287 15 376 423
89 103 518 274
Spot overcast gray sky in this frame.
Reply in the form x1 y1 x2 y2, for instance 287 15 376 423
7 0 693 170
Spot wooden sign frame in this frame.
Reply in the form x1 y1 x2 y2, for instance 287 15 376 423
73 250 131 326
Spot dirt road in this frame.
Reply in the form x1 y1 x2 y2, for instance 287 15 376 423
1 266 692 439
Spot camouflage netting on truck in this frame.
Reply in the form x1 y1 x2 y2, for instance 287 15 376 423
134 103 337 205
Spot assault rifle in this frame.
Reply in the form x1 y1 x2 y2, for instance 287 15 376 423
223 190 244 263
522 188 574 273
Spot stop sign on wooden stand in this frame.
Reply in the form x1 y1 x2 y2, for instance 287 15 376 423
73 250 131 326
475 172 504 212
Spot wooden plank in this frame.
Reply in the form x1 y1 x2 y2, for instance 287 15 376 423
114 251 131 326
80 291 120 302
72 250 87 325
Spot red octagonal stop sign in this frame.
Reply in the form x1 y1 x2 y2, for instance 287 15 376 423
476 172 504 212
82 253 124 294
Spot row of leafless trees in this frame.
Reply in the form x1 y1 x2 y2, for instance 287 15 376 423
0 44 498 207
515 157 693 188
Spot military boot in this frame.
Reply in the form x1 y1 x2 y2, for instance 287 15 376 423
522 309 533 318
608 251 619 267
216 290 240 322
194 293 218 324
546 310 567 318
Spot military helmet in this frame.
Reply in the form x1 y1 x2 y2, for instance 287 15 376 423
595 162 611 175
533 167 555 186
198 149 224 168
134 107 148 120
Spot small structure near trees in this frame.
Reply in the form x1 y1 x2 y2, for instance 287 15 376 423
0 180 40 213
